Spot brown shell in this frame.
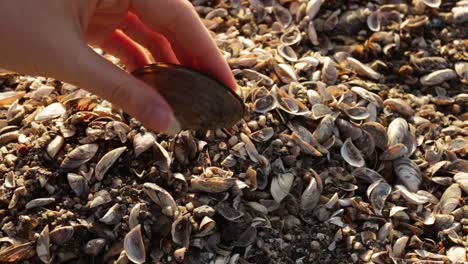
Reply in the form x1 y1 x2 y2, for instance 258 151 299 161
132 63 246 131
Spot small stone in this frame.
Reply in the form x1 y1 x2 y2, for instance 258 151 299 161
310 241 321 251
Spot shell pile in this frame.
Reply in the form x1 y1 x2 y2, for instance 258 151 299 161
0 0 467 263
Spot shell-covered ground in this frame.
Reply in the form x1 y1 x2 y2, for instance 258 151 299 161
0 0 467 263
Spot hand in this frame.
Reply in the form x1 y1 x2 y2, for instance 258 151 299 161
0 0 237 135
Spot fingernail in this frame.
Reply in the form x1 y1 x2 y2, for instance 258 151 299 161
163 112 181 136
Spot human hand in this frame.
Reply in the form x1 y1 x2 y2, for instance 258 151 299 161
0 0 237 135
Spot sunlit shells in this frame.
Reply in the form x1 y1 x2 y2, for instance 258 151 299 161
383 99 414 117
347 57 382 80
387 118 408 146
273 4 292 28
0 91 25 106
277 44 298 62
171 215 192 248
300 171 322 211
34 102 66 121
420 69 457 86
422 0 442 8
273 63 297 83
367 180 391 216
133 131 155 157
36 225 50 264
250 127 274 142
455 62 468 82
89 190 112 208
124 224 145 264
46 135 64 159
60 144 98 171
143 183 178 218
321 57 338 85
395 185 429 205
271 172 294 203
67 173 88 197
341 138 365 167
195 216 216 237
253 94 277 113
393 157 422 192
380 143 408 160
94 146 126 181
454 172 468 194
100 203 127 225
25 198 55 210
434 183 461 214
306 0 321 19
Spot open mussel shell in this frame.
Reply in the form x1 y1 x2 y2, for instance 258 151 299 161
132 63 246 131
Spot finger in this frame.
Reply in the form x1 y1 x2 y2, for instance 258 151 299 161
54 35 181 135
99 29 151 71
131 0 237 90
119 12 179 64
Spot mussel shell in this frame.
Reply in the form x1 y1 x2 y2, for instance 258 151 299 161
132 63 246 131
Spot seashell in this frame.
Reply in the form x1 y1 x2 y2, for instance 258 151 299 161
395 185 429 205
35 102 66 121
241 69 274 86
311 103 332 119
289 123 327 155
83 238 107 256
380 143 408 161
241 132 260 162
336 118 362 141
50 226 74 244
277 44 298 62
321 57 337 85
132 63 245 131
36 225 50 264
46 135 64 159
453 5 468 24
347 57 382 80
351 86 383 107
367 11 380 31
420 69 457 86
422 0 441 8
171 215 192 248
352 167 383 183
273 63 297 83
6 100 25 125
195 216 216 237
300 171 322 211
367 179 391 216
25 197 55 210
271 172 294 203
100 203 127 225
393 157 422 192
143 183 178 218
124 224 145 264
343 106 370 120
129 203 144 229
67 173 88 197
341 138 365 167
133 132 155 157
253 94 277 113
387 118 408 146
377 222 393 241
4 172 15 189
60 144 99 171
446 246 466 262
205 8 228 19
454 172 468 194
391 236 408 259
447 138 467 154
0 241 35 262
280 27 302 46
0 130 19 146
383 99 414 117
89 190 112 208
190 177 236 193
454 61 468 84
0 91 25 106
250 127 274 142
306 0 321 19
291 132 323 157
105 121 130 142
273 4 292 28
312 114 335 144
94 146 126 181
307 21 319 46
434 184 461 214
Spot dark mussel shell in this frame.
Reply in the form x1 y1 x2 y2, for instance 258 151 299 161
132 63 246 131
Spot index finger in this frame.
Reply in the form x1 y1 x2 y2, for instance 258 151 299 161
130 0 237 90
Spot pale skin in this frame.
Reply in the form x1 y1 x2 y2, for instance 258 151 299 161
0 0 237 135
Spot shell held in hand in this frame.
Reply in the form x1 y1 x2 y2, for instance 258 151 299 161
132 63 246 131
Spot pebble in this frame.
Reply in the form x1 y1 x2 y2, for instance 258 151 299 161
310 241 321 251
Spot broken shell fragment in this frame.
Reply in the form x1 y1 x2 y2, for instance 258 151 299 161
124 224 145 264
271 172 294 203
132 63 246 131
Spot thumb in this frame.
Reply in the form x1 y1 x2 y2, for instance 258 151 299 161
53 38 181 136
